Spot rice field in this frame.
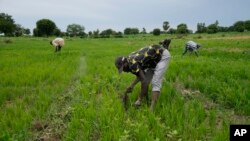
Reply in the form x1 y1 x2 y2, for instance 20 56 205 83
0 33 249 140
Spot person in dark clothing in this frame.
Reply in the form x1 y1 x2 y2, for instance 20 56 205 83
115 39 171 111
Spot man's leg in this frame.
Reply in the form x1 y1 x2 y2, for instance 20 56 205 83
151 50 170 111
182 47 188 56
194 50 199 57
134 69 153 106
58 46 62 52
150 91 160 111
55 46 58 52
144 69 154 105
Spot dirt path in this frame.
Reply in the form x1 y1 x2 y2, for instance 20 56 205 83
31 56 86 141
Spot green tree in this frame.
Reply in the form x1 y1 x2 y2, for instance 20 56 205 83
14 24 24 37
218 26 229 32
33 28 38 36
196 23 206 33
177 23 188 34
124 28 139 35
35 19 56 36
207 24 218 34
93 29 100 38
124 28 131 35
88 31 93 37
244 20 250 31
66 24 85 37
141 27 147 34
0 13 16 36
152 28 161 36
54 28 61 36
100 29 115 38
114 31 123 38
24 28 30 35
233 21 245 32
163 21 170 32
167 28 176 34
131 28 139 34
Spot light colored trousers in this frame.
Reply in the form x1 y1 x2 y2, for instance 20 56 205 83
145 49 171 92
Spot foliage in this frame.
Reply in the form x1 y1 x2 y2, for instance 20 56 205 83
34 19 57 37
92 29 100 38
13 24 30 37
124 28 139 35
53 28 62 37
99 29 114 38
152 28 161 36
66 24 85 37
233 21 245 32
207 24 218 34
163 21 170 31
0 13 16 36
141 27 147 34
196 23 206 33
177 23 188 34
0 35 250 140
167 28 176 34
245 20 250 31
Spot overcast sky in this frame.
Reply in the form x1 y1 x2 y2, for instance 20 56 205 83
1 0 250 32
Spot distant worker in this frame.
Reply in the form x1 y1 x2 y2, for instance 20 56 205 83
50 37 65 52
115 39 171 111
182 41 201 56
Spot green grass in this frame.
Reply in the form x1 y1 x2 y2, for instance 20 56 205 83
0 33 250 140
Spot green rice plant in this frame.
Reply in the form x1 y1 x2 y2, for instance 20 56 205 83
0 34 249 140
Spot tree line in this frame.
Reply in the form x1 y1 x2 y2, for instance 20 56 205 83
1 12 250 37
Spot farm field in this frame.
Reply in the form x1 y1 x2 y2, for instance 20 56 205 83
0 33 250 140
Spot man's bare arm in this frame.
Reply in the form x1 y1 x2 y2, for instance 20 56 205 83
125 77 140 93
137 70 148 101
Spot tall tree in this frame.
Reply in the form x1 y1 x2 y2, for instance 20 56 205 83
207 24 218 34
14 24 24 37
100 29 115 38
66 24 85 37
0 13 16 36
233 21 245 32
196 23 206 33
152 28 161 36
177 23 188 34
124 28 139 35
163 21 170 32
141 27 147 34
34 19 56 36
24 28 30 35
245 20 250 31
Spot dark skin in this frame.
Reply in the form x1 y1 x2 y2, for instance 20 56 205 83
182 44 200 57
182 48 199 56
55 46 62 52
122 61 149 109
121 39 171 110
50 41 61 53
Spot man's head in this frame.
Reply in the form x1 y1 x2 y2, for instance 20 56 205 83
159 39 171 50
115 56 129 73
197 44 201 49
50 41 53 45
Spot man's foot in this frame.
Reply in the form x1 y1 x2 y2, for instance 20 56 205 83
149 104 154 112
